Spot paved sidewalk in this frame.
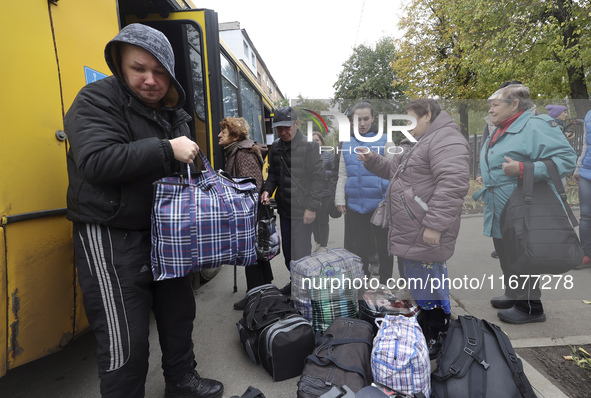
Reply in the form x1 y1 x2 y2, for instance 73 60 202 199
449 214 590 398
0 214 589 397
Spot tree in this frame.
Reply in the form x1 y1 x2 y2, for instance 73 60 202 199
333 37 406 113
393 0 483 138
290 96 339 146
395 0 591 117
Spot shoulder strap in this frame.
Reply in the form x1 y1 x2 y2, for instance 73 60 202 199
393 141 420 180
521 162 536 232
443 316 488 380
522 160 579 228
279 154 309 195
483 320 537 398
244 293 263 329
542 159 579 227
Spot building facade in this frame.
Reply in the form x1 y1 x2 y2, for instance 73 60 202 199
219 21 284 104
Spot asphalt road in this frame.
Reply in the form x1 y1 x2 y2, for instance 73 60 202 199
1 214 589 397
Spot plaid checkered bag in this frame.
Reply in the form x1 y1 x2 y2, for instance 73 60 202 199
151 150 258 280
310 267 358 333
291 248 364 323
371 315 431 398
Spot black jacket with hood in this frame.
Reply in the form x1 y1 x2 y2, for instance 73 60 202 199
262 130 324 219
65 24 192 230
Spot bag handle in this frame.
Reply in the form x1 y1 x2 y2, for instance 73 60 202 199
522 160 578 228
306 335 372 386
542 159 579 227
259 203 273 220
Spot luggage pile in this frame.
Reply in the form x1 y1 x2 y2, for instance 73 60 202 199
235 250 537 398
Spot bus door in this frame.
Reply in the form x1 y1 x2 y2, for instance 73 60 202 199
0 0 119 376
124 10 225 169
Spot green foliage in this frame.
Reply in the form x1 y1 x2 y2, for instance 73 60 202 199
395 0 591 116
273 98 289 108
333 37 407 112
289 96 339 146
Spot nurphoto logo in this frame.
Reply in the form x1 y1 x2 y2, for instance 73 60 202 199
302 108 417 156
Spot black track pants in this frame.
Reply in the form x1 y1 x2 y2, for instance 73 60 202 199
73 223 196 398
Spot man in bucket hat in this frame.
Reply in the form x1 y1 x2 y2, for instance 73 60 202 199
65 23 222 398
261 106 325 295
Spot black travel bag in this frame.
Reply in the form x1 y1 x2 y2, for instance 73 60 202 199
236 284 300 364
431 315 536 398
500 159 584 275
297 317 374 397
257 314 315 381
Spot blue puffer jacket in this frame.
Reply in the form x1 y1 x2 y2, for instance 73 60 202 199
342 132 389 214
579 111 591 181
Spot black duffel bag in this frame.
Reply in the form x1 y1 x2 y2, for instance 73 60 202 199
500 159 584 275
258 314 315 381
297 318 374 397
236 284 300 364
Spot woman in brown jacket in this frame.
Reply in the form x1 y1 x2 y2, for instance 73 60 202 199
359 99 470 358
218 117 273 310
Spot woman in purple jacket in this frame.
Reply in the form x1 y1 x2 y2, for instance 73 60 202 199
358 99 470 358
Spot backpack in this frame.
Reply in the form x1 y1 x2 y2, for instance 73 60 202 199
371 315 431 398
257 314 315 381
431 315 537 398
500 159 584 275
297 318 374 397
236 284 300 364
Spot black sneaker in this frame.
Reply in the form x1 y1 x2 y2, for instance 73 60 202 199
165 370 223 398
491 251 499 259
490 294 516 309
279 282 291 296
497 307 546 325
233 295 247 311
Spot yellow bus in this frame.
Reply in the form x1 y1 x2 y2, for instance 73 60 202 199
0 0 275 378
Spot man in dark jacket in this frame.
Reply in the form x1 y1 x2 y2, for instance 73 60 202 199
65 24 222 398
261 107 324 294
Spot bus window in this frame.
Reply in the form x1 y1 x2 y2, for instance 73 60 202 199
186 24 205 122
221 53 239 117
239 75 264 143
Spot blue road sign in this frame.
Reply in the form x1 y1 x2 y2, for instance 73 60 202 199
84 66 108 84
